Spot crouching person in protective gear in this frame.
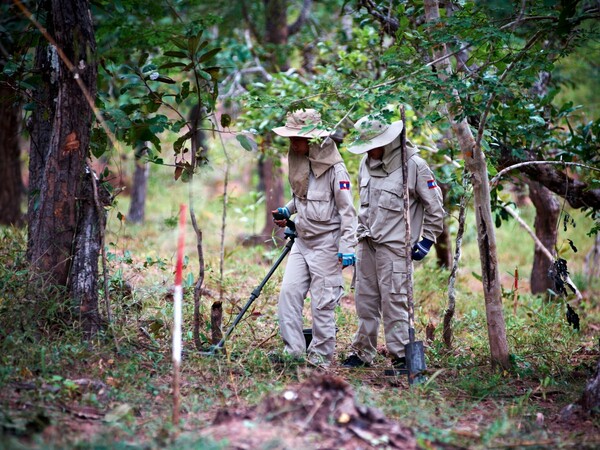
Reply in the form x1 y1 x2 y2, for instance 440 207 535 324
272 109 357 367
341 111 445 371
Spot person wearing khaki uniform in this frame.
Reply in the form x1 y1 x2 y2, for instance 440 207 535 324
272 109 357 366
341 113 445 371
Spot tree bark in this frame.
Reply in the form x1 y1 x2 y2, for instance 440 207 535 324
527 180 560 294
424 0 510 370
0 83 23 226
70 172 109 337
27 0 98 291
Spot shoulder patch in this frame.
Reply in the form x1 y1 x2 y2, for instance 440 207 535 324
339 180 350 190
427 179 438 189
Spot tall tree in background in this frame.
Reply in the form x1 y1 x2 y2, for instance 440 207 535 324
25 0 101 335
0 0 25 226
242 0 312 243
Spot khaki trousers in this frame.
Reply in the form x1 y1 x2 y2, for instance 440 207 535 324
278 234 344 362
350 238 410 363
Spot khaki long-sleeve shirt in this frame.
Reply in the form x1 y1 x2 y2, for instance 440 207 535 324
285 162 358 254
356 153 445 247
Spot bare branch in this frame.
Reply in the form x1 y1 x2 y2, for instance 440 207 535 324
491 160 600 187
501 204 583 301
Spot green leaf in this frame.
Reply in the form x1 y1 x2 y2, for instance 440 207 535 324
197 70 211 80
188 35 200 55
198 47 221 64
236 134 256 152
529 115 546 126
155 76 176 84
163 51 188 59
220 114 232 128
180 81 190 100
174 131 192 153
137 52 149 67
141 64 157 73
159 62 188 70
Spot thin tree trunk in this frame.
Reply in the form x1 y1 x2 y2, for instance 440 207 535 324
424 0 510 369
127 145 149 224
527 180 560 294
444 173 470 348
27 0 98 290
260 147 284 241
0 84 23 226
435 182 453 268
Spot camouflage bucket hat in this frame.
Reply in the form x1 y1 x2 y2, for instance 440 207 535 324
346 115 404 154
272 109 331 138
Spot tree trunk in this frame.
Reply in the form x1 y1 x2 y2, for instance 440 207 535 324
424 0 510 370
0 83 23 226
435 183 453 268
264 0 289 72
70 172 109 337
127 145 149 224
256 0 287 241
527 180 559 295
260 146 284 241
27 0 98 292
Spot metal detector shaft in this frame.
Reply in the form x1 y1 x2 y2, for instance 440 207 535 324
210 222 296 353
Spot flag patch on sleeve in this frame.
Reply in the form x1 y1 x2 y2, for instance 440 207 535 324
339 180 350 190
427 179 438 189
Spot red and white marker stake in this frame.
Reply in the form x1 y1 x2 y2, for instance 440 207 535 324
172 204 187 426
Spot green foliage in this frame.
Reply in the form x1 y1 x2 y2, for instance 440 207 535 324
3 1 600 448
93 27 223 175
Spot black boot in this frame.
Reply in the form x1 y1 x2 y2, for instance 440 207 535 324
341 354 370 368
384 356 408 376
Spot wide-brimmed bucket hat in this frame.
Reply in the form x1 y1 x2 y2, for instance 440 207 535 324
272 109 331 138
346 115 404 154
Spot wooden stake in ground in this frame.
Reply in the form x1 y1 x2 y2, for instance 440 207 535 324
172 204 187 426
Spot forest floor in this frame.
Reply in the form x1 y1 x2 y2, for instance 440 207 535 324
1 289 599 450
1 355 599 450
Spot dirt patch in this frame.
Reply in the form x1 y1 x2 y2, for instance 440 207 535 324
199 373 438 450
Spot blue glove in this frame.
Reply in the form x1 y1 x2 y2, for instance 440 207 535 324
411 238 434 261
272 206 290 220
337 252 356 267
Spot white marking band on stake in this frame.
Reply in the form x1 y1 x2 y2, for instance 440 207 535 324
173 284 183 364
173 204 187 365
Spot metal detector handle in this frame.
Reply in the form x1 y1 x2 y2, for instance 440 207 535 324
283 219 296 239
211 225 295 351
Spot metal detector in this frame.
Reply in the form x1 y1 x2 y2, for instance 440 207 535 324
200 220 296 356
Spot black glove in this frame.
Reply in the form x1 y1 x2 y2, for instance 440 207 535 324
411 238 434 261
